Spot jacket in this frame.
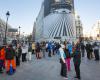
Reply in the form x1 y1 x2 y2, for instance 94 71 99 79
59 47 66 59
16 47 22 57
0 48 5 60
5 48 15 60
72 44 81 65
32 43 35 50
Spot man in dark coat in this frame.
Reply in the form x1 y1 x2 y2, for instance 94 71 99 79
72 40 81 80
16 44 22 66
85 42 93 59
93 42 99 61
80 42 85 57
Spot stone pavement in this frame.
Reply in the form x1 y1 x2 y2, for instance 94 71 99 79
0 53 100 80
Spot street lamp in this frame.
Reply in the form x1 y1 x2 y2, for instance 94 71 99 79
18 26 21 37
23 32 25 35
4 11 10 45
18 26 21 43
22 32 24 40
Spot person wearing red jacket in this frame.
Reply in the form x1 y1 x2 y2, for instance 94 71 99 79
0 46 5 73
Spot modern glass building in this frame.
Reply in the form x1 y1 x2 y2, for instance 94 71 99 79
34 0 76 41
43 9 76 40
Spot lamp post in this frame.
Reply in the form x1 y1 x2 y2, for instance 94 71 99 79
4 11 10 45
23 32 25 35
23 32 25 41
18 26 21 43
18 26 21 37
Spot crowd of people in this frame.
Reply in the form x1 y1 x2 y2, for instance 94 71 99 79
0 42 30 75
59 39 81 80
58 39 100 80
0 39 100 80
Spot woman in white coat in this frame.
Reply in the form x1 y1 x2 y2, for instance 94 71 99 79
22 45 28 62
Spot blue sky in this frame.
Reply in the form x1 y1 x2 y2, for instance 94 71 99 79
0 0 43 34
0 0 100 34
75 0 100 33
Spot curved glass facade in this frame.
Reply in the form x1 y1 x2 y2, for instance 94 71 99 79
43 9 76 40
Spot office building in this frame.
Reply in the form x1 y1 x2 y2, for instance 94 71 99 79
34 0 76 41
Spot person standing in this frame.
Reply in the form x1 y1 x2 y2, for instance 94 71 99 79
80 42 85 57
65 47 71 72
22 45 28 62
35 42 41 59
47 42 52 57
0 46 5 73
28 45 32 61
67 42 73 71
64 41 71 72
93 42 99 61
5 44 16 74
16 44 22 66
45 42 48 52
32 42 35 54
59 44 68 79
86 42 93 59
41 42 46 58
72 40 81 80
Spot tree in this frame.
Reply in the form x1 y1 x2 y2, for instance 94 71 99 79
26 35 32 42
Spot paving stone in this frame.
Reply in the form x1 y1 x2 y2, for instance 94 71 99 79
0 53 100 80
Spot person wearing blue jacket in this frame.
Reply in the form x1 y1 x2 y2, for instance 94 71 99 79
47 42 52 57
68 42 73 54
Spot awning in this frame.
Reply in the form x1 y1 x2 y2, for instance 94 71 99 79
8 28 18 32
